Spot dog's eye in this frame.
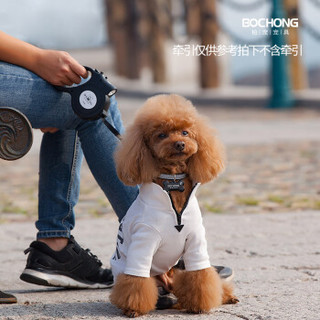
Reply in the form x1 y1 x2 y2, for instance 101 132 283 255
158 133 167 139
182 131 188 136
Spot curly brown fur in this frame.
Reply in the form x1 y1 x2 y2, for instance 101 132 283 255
222 281 239 305
115 94 225 186
113 94 233 316
115 94 225 213
172 267 223 313
110 274 158 317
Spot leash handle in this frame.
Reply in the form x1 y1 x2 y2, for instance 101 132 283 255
54 66 122 140
54 66 117 121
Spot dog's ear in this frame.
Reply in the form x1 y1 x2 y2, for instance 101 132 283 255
114 124 158 185
188 116 225 184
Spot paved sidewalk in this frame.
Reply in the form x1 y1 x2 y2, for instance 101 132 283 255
0 211 319 320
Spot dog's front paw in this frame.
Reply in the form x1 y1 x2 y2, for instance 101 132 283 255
173 268 223 313
110 274 158 317
123 309 142 318
223 295 239 305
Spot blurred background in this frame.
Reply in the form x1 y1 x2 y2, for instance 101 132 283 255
1 0 320 96
0 0 319 220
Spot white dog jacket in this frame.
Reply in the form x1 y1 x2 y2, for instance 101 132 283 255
111 182 211 281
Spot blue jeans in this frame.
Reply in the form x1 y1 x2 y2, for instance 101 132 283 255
0 62 139 239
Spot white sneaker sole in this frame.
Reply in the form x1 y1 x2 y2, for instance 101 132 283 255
20 268 113 289
224 271 235 282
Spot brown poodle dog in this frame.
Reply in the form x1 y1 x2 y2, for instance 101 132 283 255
110 94 238 317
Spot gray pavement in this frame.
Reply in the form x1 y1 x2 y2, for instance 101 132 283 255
1 47 320 319
0 211 319 320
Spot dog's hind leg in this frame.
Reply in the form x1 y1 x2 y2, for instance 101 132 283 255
110 274 158 317
172 267 223 313
222 280 239 305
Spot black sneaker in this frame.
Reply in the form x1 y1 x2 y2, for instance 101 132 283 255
20 236 113 289
156 287 177 310
0 291 17 304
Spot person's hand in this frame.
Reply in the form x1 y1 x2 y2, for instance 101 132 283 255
34 50 88 134
33 49 88 86
0 31 87 86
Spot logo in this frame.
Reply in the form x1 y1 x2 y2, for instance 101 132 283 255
79 90 97 110
242 18 299 28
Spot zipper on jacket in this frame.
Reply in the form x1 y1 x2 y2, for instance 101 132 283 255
167 183 198 232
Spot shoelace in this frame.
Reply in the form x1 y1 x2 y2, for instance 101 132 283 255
24 238 104 269
84 248 103 267
70 236 103 267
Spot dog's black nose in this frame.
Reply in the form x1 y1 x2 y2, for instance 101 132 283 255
174 141 185 151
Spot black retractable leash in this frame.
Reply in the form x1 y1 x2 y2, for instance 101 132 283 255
55 66 121 139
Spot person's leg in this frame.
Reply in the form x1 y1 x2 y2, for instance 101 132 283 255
0 62 137 288
0 63 83 242
76 96 138 222
36 130 82 250
0 61 138 221
35 98 139 242
0 62 79 129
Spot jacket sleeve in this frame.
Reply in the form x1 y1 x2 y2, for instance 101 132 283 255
183 223 211 271
124 223 162 277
